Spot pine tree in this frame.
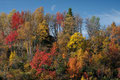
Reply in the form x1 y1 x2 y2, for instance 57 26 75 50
67 8 73 16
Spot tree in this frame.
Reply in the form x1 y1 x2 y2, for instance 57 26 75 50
56 12 64 32
67 8 73 16
49 14 58 40
57 32 71 54
88 30 105 54
57 9 77 55
0 30 4 45
67 49 85 78
5 11 24 47
44 13 51 24
0 12 10 36
102 38 120 69
63 13 76 35
8 9 16 21
11 11 24 29
0 13 8 29
33 7 44 26
67 57 77 78
108 22 120 69
102 37 110 53
36 20 49 42
74 14 83 34
5 31 18 47
81 76 86 80
67 32 86 52
86 16 100 38
100 23 120 78
56 12 64 26
9 51 16 63
17 22 34 58
110 22 120 45
30 48 56 77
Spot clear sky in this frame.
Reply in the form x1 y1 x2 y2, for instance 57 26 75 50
0 0 120 26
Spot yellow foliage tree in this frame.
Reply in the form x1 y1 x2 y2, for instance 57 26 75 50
17 21 35 40
33 7 44 25
9 51 16 63
76 49 85 69
8 9 16 21
67 32 86 52
81 76 86 80
36 20 49 42
0 13 8 29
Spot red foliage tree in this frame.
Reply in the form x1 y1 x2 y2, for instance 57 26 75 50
5 11 24 47
109 23 120 53
5 31 18 47
106 23 120 69
56 12 64 25
50 42 57 55
11 11 24 29
30 45 57 75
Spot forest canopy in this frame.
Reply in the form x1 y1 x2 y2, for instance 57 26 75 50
0 7 120 80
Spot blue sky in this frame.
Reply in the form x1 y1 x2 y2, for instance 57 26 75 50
0 0 120 26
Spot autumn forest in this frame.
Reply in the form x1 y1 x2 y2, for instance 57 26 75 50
0 7 120 80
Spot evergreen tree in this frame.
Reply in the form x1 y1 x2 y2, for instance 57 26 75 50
67 8 73 16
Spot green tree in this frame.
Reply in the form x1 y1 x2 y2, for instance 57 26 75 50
86 16 100 38
67 8 73 16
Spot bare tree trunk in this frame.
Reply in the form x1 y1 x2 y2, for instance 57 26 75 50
29 40 32 60
30 42 32 60
26 41 29 59
80 24 82 34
